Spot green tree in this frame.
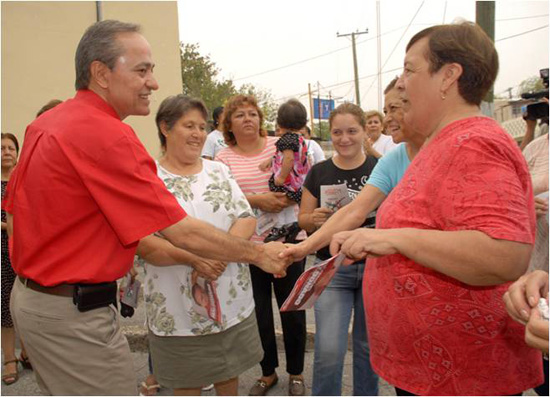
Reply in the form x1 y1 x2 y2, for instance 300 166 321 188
518 75 545 96
313 121 330 141
238 83 278 130
180 43 278 130
180 43 236 116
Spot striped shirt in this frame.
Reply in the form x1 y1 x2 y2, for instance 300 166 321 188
216 136 286 242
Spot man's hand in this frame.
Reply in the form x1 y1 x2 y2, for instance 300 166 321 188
503 270 549 325
534 196 548 218
280 241 311 263
330 229 398 263
191 258 227 281
256 241 292 277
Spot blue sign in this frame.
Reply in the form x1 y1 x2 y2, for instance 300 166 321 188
313 98 335 120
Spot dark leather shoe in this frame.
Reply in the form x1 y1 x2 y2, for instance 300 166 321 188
249 376 278 396
288 376 305 396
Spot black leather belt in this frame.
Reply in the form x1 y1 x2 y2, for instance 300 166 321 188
18 276 74 297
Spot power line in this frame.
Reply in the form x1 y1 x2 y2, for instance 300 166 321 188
496 24 548 42
233 24 415 82
496 14 548 22
362 1 424 104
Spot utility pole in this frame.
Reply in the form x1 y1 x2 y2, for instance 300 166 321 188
308 83 315 136
337 29 368 107
476 1 495 117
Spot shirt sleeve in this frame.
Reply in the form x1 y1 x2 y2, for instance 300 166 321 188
312 141 326 163
76 134 186 246
220 162 255 219
435 135 535 244
202 134 216 158
303 162 321 199
276 133 300 152
367 150 395 195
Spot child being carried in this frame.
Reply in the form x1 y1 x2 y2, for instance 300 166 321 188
260 99 311 242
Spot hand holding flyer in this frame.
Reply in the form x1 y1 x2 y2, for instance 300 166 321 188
281 254 345 311
320 183 351 212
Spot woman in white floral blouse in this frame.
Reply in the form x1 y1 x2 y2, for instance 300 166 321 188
135 95 263 396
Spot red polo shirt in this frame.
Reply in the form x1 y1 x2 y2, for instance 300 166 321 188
3 90 185 286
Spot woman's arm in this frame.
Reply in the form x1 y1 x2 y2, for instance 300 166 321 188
284 185 387 262
137 235 226 280
1 221 6 231
331 227 532 286
228 217 256 240
274 150 294 186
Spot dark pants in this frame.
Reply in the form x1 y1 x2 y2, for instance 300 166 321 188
535 358 549 396
250 259 306 377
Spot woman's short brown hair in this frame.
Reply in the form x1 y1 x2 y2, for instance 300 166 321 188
329 103 367 130
364 110 384 124
220 95 266 146
407 21 498 105
155 94 208 150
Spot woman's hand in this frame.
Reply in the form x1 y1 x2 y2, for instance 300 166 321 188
281 241 312 263
311 207 333 229
255 192 292 213
330 229 398 262
534 196 548 218
503 270 549 325
191 258 227 281
525 308 549 353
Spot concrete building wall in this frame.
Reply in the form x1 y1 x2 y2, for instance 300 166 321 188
1 1 182 157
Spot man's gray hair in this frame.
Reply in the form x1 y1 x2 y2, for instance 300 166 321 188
74 20 141 90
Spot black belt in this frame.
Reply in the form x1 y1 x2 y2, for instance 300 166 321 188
18 276 74 297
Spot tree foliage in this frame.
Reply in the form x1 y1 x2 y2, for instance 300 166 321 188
518 75 545 96
180 43 277 129
180 43 236 116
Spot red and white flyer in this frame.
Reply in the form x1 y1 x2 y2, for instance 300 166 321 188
189 271 222 323
281 254 345 311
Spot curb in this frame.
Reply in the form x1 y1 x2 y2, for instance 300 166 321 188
123 325 319 352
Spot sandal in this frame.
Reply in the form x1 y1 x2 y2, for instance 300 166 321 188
139 379 161 396
2 359 19 386
19 354 32 370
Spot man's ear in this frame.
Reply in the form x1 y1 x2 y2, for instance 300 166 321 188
441 62 463 93
90 60 110 89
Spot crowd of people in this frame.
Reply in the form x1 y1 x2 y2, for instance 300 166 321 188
1 17 548 397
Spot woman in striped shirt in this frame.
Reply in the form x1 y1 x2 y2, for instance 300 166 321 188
216 95 307 396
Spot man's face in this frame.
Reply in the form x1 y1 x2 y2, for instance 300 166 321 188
104 32 159 120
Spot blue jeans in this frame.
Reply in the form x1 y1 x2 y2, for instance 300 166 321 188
312 260 378 396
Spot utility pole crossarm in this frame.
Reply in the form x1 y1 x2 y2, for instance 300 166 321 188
337 29 368 107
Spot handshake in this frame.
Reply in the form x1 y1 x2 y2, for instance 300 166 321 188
255 241 296 277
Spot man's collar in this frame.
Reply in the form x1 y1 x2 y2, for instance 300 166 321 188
75 90 120 120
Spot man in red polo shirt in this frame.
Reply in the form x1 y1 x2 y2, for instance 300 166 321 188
4 20 289 395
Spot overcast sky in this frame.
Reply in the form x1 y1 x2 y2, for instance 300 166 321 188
178 0 549 112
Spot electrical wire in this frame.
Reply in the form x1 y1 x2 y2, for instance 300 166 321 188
496 25 548 42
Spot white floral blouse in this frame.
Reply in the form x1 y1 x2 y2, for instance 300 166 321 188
136 159 255 336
